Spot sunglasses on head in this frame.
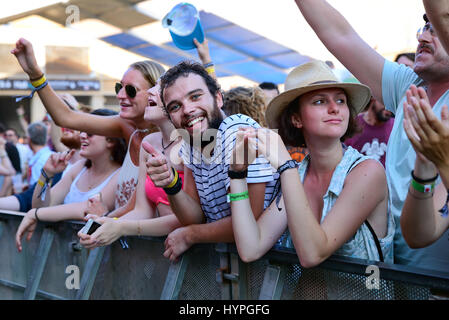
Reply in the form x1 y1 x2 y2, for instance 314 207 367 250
115 83 137 99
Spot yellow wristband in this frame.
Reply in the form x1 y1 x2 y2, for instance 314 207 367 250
31 74 46 88
165 168 179 189
206 67 215 75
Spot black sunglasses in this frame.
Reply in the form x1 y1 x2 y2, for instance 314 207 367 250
115 83 137 99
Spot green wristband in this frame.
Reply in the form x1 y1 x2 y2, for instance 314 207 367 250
411 179 435 193
227 191 249 203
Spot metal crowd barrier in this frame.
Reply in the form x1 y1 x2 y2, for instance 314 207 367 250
1 210 449 300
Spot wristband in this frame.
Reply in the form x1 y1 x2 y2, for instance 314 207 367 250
411 179 435 193
31 74 46 88
411 170 438 184
203 62 214 69
227 191 249 203
163 168 182 195
205 67 215 75
41 168 54 182
278 160 299 175
34 208 40 222
165 168 179 189
228 169 248 179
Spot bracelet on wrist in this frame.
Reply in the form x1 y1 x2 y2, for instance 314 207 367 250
228 169 248 179
277 160 299 175
227 191 249 203
203 62 214 69
41 168 54 182
34 208 41 222
411 178 435 194
31 74 47 88
163 168 182 195
29 73 44 81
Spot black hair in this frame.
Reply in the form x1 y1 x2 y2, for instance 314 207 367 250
160 60 221 112
258 82 279 94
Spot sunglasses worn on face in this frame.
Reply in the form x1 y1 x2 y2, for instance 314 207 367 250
417 22 435 40
115 83 137 99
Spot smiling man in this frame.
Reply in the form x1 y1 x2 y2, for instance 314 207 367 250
295 0 449 273
145 61 276 261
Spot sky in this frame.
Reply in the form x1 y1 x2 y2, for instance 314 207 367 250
0 0 426 85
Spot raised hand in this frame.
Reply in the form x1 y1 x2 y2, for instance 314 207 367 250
230 127 258 172
193 38 211 65
255 128 291 170
142 141 174 188
403 85 449 169
43 149 76 176
10 38 43 79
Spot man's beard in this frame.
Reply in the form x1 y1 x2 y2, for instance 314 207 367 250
186 101 224 149
375 109 392 122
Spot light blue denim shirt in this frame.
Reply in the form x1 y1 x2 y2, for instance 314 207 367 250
279 146 394 263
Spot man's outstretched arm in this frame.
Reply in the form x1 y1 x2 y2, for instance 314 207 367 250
295 0 386 103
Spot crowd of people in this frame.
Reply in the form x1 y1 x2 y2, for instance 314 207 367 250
1 0 449 298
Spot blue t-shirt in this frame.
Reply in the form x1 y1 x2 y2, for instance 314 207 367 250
382 60 449 272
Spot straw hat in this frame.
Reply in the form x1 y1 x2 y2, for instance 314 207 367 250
265 60 371 129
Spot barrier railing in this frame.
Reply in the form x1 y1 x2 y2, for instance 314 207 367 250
1 210 449 300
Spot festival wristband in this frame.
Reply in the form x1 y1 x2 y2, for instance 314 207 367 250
165 168 179 189
31 74 46 88
411 179 435 193
227 191 249 203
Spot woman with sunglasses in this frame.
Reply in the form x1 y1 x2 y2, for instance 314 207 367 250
11 38 165 215
15 109 127 252
77 39 215 248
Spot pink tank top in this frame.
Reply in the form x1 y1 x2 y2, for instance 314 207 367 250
145 171 184 206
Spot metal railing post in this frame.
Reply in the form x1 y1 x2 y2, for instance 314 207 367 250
258 262 286 300
23 227 55 300
75 246 105 300
160 253 190 300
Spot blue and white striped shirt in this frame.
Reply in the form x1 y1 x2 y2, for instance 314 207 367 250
181 114 278 222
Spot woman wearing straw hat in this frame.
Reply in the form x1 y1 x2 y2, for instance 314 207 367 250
229 60 395 266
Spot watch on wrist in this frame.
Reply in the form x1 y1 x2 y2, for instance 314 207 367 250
228 169 248 179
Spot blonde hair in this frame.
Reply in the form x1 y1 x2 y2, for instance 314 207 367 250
129 60 165 89
223 86 267 127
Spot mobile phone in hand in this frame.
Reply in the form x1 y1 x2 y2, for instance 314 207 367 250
80 218 102 235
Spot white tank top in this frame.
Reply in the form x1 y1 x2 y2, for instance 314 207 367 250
63 166 119 204
114 129 146 209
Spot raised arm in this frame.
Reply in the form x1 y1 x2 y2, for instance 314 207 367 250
401 85 449 247
423 0 449 56
294 0 385 102
194 38 216 80
32 151 76 208
11 38 124 137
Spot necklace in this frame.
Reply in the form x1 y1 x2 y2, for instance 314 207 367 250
161 137 177 155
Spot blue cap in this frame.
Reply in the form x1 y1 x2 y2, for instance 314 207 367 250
162 2 204 51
